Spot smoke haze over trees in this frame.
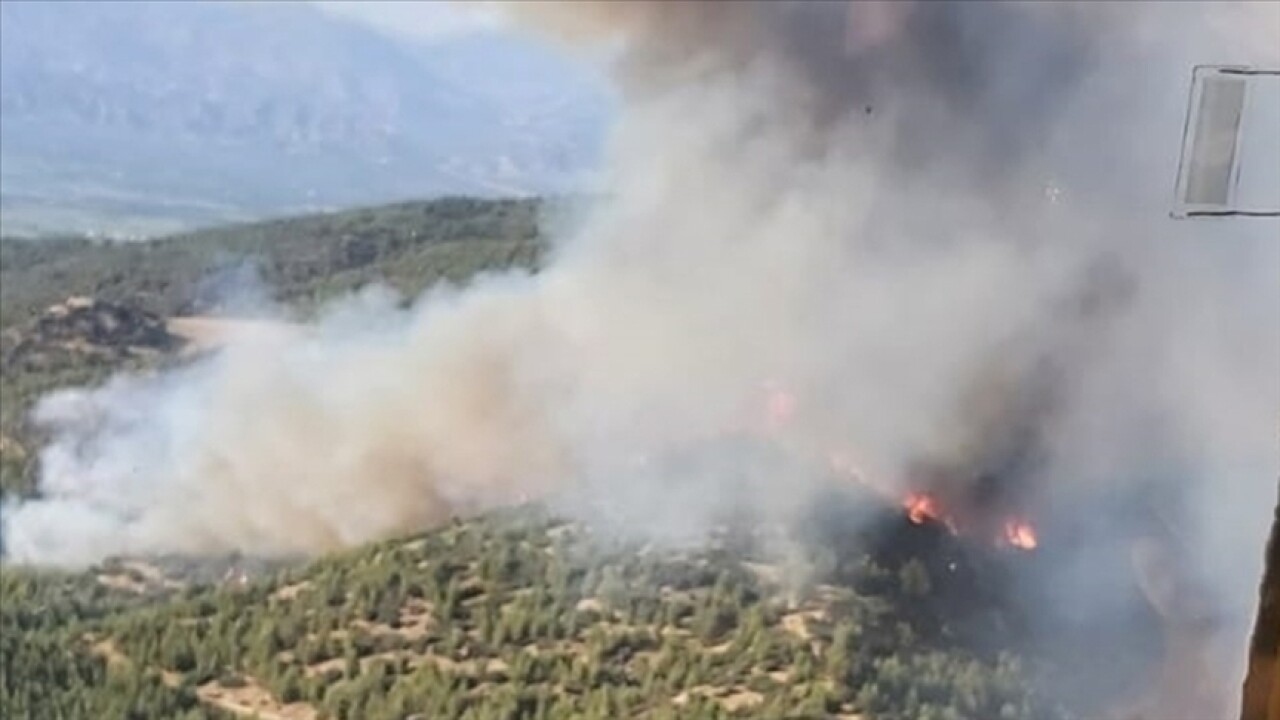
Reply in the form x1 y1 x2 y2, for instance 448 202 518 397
1 3 1278 717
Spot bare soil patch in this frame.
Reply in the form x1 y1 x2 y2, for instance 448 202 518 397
197 676 319 720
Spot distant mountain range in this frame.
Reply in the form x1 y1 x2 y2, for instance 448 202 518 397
0 1 614 237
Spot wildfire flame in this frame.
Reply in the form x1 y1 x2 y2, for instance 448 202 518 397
903 492 943 525
904 491 1038 551
902 492 960 534
1002 519 1039 550
767 382 1038 552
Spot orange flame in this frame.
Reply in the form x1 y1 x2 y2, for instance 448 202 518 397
760 381 1040 553
1002 520 1039 550
903 492 944 526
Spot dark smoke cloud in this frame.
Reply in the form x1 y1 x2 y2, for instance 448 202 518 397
511 2 1116 183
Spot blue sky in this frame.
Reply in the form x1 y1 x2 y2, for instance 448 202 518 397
313 1 509 42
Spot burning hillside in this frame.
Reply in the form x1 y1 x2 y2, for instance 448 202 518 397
2 2 1278 717
755 381 1044 553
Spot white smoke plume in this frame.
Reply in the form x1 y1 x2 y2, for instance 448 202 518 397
2 7 1277 701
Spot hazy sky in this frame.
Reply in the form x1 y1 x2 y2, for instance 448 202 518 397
314 1 507 42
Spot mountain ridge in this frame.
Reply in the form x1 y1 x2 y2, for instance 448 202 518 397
0 1 612 237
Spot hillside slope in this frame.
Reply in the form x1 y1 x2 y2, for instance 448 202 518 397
0 198 1145 720
3 501 1071 720
0 197 546 500
0 197 546 329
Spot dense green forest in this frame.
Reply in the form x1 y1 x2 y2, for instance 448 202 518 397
2 197 1088 719
3 504 1068 720
0 196 547 328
